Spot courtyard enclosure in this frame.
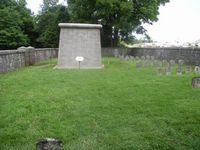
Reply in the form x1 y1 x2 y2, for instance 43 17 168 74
57 23 103 69
0 58 200 149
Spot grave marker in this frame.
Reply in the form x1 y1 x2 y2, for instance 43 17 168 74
192 77 200 88
169 60 175 67
176 67 182 75
166 67 171 75
178 59 184 65
141 56 145 60
194 66 200 74
185 66 192 74
136 61 142 68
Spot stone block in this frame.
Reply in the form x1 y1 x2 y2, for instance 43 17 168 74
192 77 200 88
57 23 103 69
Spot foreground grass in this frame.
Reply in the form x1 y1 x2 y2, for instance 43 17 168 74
0 58 200 150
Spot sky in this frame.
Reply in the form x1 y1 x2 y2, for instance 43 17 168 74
26 0 200 43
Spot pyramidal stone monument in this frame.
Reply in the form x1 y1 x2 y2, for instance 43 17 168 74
56 23 103 69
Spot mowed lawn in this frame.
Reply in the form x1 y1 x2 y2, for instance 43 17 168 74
0 58 200 150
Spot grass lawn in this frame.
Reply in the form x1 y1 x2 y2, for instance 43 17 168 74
0 58 200 150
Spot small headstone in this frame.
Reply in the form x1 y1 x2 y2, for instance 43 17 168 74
130 56 134 60
162 60 169 67
178 59 184 65
36 138 63 150
153 60 161 68
114 49 119 57
119 55 123 60
194 66 200 74
125 55 129 60
144 60 150 67
176 67 182 75
141 56 145 60
192 77 200 88
150 56 155 60
135 56 140 61
185 66 192 74
166 67 171 75
146 55 150 60
158 68 163 75
169 60 175 67
136 61 142 68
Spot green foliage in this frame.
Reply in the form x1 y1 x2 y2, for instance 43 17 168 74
0 0 36 49
0 8 28 49
41 0 59 11
0 58 200 149
68 0 170 47
36 4 70 48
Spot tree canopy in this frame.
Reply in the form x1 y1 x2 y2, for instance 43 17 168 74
36 0 70 48
68 0 170 47
0 0 170 49
0 0 35 49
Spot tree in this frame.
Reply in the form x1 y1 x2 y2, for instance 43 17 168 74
41 0 59 11
0 0 36 49
36 2 70 48
68 0 170 47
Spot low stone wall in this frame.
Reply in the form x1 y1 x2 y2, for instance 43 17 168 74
1 47 200 73
0 47 58 73
102 47 200 65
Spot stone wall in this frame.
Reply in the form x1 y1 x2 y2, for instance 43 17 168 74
102 47 200 65
1 47 200 73
0 47 58 73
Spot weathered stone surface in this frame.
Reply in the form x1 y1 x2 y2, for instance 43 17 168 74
169 60 175 67
192 77 200 88
0 48 57 73
101 47 200 66
36 138 63 150
166 67 171 75
185 66 192 74
176 67 182 75
157 68 163 75
194 66 200 74
57 23 103 69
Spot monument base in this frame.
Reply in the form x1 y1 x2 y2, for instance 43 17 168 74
54 64 104 70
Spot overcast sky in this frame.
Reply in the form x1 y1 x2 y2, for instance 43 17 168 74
26 0 200 43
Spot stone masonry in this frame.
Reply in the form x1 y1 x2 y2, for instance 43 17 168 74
56 23 103 69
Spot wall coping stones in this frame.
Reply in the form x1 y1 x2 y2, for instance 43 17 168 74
0 49 26 55
131 47 200 51
35 48 57 51
58 23 102 29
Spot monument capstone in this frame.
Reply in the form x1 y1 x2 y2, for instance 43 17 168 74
56 23 103 69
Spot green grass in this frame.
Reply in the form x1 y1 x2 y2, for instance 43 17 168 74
0 58 200 150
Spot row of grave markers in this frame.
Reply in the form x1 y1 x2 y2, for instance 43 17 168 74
118 55 200 75
118 55 200 88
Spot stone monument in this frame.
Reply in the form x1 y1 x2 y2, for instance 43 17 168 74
56 23 103 69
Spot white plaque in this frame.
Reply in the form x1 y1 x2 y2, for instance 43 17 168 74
75 56 84 62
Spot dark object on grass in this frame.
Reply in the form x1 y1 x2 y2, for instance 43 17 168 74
192 77 200 88
36 138 63 150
